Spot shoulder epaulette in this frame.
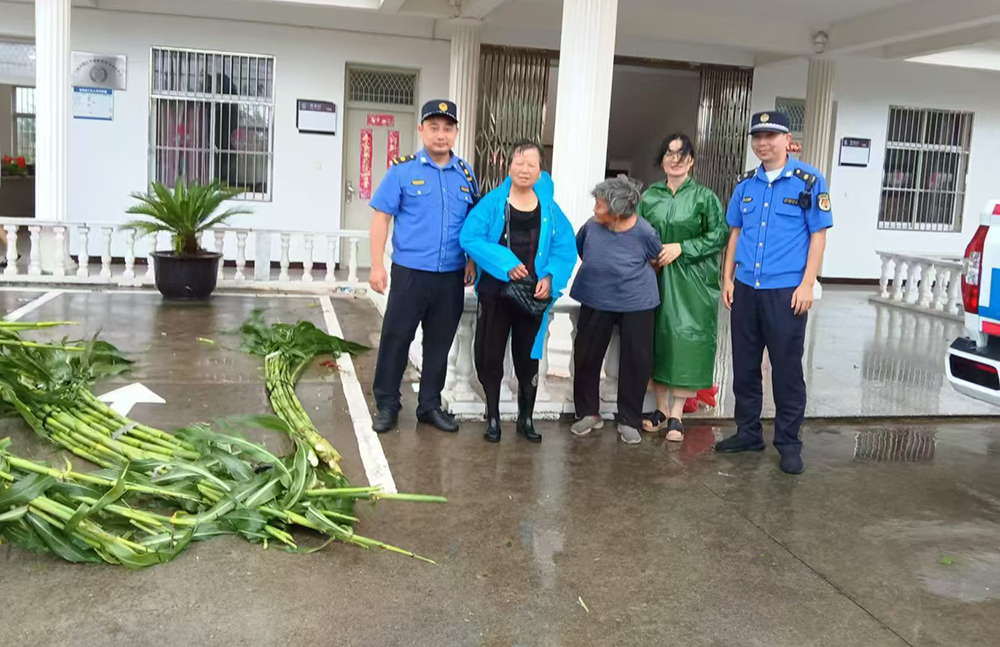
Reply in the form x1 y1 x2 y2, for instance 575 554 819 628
390 154 417 167
793 168 819 191
737 169 756 183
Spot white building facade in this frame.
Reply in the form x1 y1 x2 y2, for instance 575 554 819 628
2 0 1000 282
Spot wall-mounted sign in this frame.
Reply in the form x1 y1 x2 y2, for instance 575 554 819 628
368 113 395 127
839 137 871 167
788 141 802 154
72 52 127 91
297 99 337 135
73 87 113 121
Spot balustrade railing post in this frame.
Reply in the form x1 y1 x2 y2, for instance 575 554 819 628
3 225 18 276
919 263 936 308
905 262 922 304
934 268 951 311
948 270 963 315
878 254 892 298
215 230 226 281
77 226 90 278
100 227 113 279
303 235 315 282
28 226 42 276
52 226 67 277
601 327 621 402
348 237 359 287
537 323 551 402
279 233 291 282
123 228 137 280
145 233 157 282
892 259 908 302
451 312 477 402
235 231 248 281
325 235 337 283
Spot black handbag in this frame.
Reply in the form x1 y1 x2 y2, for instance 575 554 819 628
500 202 553 319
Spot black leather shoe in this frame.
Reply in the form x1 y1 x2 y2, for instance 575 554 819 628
417 408 459 432
484 418 501 443
714 433 766 453
779 453 805 475
516 383 541 443
372 408 398 434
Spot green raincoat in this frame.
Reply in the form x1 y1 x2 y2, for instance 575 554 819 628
637 177 727 389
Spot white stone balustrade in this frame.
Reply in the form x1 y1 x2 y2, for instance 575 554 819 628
0 217 370 293
872 251 964 320
442 294 646 421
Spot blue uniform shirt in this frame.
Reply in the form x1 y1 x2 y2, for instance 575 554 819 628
726 158 833 290
369 148 478 273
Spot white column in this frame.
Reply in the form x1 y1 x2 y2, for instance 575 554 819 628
802 57 835 298
35 0 74 274
802 58 836 178
448 18 482 161
551 0 619 229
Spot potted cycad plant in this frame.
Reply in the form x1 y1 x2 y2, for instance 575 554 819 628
126 179 250 300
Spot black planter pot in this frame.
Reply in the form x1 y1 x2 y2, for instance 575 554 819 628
151 251 222 300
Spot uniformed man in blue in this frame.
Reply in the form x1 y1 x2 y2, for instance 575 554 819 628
714 111 833 475
368 99 479 434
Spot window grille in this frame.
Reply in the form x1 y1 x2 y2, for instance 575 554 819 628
0 41 35 84
149 47 275 201
775 97 805 133
348 69 416 106
879 106 974 232
13 87 36 163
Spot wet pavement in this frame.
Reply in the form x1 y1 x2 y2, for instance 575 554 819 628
1 288 998 647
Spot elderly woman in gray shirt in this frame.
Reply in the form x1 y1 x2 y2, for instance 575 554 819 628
570 176 662 445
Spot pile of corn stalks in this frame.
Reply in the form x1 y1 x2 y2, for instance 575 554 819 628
0 317 443 568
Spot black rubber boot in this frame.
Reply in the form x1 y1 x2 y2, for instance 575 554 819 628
516 383 541 443
484 418 501 443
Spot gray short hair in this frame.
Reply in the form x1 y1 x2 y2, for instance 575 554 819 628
592 175 643 217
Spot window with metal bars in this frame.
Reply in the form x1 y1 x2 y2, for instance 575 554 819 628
775 97 805 134
348 69 416 106
879 106 974 232
149 47 275 201
13 87 36 164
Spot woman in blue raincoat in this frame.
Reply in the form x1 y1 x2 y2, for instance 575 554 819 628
460 141 577 444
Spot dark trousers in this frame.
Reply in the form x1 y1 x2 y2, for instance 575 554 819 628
373 264 465 416
474 293 542 421
731 280 807 455
573 305 655 429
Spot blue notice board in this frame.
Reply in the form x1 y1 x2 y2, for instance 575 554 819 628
73 87 114 121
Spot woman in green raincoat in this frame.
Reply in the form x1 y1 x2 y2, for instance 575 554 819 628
638 134 728 441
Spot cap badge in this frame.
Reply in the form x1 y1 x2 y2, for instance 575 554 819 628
760 113 770 123
439 102 449 111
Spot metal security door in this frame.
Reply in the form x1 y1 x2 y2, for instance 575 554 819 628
475 46 552 193
695 66 754 207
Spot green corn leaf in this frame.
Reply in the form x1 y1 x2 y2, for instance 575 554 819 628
241 477 282 510
25 512 101 564
0 517 49 554
64 464 131 535
0 505 28 524
280 443 310 510
0 473 56 509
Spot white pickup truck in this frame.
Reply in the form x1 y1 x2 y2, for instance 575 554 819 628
946 199 1000 406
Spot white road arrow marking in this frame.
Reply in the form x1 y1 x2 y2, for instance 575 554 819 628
97 383 166 416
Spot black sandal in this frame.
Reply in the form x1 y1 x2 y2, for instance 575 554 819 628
642 410 667 433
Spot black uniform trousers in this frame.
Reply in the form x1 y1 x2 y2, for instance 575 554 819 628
573 305 655 429
474 292 542 421
372 263 465 416
731 279 807 456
